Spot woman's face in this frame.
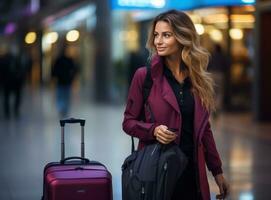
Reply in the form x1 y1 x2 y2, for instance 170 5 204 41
154 21 181 57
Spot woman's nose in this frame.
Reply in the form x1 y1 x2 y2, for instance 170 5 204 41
155 36 163 44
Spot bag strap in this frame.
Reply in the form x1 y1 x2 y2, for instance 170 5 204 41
143 65 153 103
131 65 153 153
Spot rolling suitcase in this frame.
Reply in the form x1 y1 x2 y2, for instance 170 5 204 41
42 118 113 200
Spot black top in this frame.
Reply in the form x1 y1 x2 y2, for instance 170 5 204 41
52 55 77 86
164 65 200 200
163 66 195 160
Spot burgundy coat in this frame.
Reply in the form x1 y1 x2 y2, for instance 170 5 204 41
122 55 223 200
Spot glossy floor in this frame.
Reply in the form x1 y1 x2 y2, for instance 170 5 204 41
0 87 270 200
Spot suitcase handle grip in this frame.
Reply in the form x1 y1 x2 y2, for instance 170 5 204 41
60 118 86 160
60 156 90 164
60 118 85 127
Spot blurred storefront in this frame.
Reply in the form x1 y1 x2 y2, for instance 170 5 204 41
111 0 256 110
1 0 113 102
4 0 270 119
39 4 96 87
23 1 97 93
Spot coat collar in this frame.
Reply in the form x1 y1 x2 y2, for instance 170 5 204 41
161 77 180 114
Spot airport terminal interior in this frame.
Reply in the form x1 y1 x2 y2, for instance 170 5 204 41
1 0 271 200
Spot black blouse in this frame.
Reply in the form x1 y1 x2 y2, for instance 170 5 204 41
163 66 195 160
164 66 200 200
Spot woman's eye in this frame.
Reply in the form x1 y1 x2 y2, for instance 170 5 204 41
164 34 170 38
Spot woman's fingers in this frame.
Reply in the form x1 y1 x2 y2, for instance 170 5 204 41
223 181 229 198
156 137 167 144
156 129 176 144
154 125 177 144
214 174 229 199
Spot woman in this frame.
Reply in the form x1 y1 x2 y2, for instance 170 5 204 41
122 10 229 200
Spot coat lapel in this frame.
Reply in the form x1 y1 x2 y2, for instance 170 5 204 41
151 55 180 114
161 76 180 114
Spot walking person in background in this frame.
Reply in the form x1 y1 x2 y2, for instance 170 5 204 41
208 44 229 119
0 46 6 118
122 10 229 200
0 46 26 119
51 44 78 118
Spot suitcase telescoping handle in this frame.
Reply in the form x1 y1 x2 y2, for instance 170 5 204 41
60 156 89 164
59 118 86 162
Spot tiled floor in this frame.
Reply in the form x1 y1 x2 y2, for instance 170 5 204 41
0 86 271 200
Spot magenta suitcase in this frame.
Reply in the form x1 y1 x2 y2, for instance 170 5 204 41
42 118 113 200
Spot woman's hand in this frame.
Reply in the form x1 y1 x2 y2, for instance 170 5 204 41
154 125 177 144
214 174 230 199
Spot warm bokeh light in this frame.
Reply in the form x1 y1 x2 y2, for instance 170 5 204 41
66 30 80 42
209 29 223 42
204 14 228 24
25 32 37 44
42 31 58 52
43 32 58 44
189 14 202 24
231 14 255 23
127 30 138 40
118 30 138 41
195 24 205 35
230 28 244 40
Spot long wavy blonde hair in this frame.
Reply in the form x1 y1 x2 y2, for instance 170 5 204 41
146 10 215 112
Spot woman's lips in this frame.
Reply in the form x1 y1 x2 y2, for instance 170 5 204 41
157 47 166 51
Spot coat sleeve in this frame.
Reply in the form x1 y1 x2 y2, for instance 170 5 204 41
122 67 158 142
202 120 223 176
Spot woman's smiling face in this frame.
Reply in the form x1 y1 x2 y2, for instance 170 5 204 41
154 21 181 57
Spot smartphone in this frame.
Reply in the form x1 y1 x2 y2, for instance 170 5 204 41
167 128 178 133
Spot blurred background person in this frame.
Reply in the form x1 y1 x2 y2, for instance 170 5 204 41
0 47 5 119
208 44 230 118
0 45 26 119
51 43 78 118
0 46 5 118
